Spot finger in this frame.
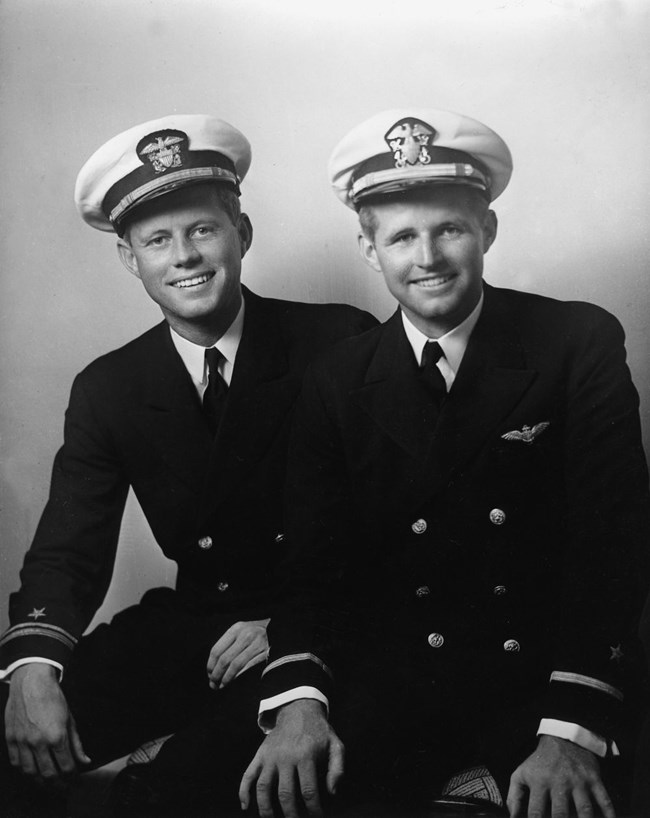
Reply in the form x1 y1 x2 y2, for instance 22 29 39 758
506 776 528 818
220 644 267 688
526 786 549 818
571 786 594 818
6 738 21 769
69 715 92 765
51 731 76 777
239 756 262 810
209 638 245 685
550 785 571 818
590 780 615 818
297 760 323 817
326 739 345 795
17 744 38 778
206 627 238 674
277 764 302 818
32 743 60 785
256 770 277 818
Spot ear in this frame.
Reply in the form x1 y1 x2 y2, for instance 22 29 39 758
237 213 253 259
482 210 498 253
357 231 383 274
117 238 141 279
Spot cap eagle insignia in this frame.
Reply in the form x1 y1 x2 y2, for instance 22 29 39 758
384 118 435 169
501 422 550 444
138 133 185 174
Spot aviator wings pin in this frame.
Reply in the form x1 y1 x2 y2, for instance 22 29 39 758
501 422 550 444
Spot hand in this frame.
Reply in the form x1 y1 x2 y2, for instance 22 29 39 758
239 698 344 818
5 663 91 785
206 618 270 689
507 735 615 817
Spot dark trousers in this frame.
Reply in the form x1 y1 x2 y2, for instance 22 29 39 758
1 588 264 812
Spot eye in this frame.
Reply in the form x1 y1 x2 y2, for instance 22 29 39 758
146 235 169 247
440 224 463 238
391 231 415 245
192 225 215 239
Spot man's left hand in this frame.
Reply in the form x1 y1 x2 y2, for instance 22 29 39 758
206 619 270 689
507 735 615 817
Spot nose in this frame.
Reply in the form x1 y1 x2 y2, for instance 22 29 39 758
415 238 442 269
172 235 201 267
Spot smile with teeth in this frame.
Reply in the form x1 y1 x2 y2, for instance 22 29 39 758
172 271 215 289
412 273 455 288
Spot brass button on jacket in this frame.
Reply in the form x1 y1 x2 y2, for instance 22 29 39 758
411 518 428 534
198 536 213 550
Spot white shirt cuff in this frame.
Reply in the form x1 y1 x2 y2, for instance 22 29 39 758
258 686 329 733
0 657 64 683
537 718 619 757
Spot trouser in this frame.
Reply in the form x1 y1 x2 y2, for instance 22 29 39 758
0 587 265 812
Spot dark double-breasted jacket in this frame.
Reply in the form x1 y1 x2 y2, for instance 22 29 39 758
0 287 376 672
264 283 650 752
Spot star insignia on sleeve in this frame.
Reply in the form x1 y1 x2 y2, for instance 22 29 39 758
27 607 46 620
609 644 624 663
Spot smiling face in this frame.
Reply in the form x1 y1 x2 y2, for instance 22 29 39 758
117 184 252 345
358 186 497 338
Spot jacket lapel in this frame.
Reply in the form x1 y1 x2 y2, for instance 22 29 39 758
352 310 437 463
130 321 212 495
353 286 539 512
196 289 297 522
421 284 538 503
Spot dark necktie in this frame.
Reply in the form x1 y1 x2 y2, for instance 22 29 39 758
420 341 447 404
202 347 228 434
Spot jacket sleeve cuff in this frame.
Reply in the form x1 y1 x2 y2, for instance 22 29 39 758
258 686 329 733
261 653 333 705
0 624 77 673
537 718 619 758
544 672 624 739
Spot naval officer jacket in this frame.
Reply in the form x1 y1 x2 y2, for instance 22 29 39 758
261 283 650 751
0 287 376 675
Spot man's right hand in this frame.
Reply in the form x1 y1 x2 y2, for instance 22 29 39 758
5 663 91 784
239 698 344 818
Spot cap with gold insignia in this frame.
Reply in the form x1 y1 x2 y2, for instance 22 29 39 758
328 108 512 208
74 114 252 233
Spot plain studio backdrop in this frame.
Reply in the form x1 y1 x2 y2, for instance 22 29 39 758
0 0 648 634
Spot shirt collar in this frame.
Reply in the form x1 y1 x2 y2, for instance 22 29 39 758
401 290 484 374
169 298 245 389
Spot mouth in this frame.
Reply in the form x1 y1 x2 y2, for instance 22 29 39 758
411 272 456 289
170 271 216 289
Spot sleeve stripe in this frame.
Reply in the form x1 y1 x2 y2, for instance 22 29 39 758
0 624 77 652
263 653 332 679
549 671 624 701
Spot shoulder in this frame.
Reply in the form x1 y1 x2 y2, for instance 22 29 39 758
486 285 625 344
72 321 168 391
250 290 377 338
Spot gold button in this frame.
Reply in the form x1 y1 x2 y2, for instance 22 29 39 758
489 508 506 525
217 581 229 592
411 519 428 534
493 585 507 596
274 533 285 543
427 633 444 649
503 639 520 653
198 536 213 550
415 586 430 598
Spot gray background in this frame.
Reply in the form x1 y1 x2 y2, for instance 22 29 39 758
1 0 648 633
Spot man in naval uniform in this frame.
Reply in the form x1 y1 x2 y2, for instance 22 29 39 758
0 115 375 815
239 109 650 817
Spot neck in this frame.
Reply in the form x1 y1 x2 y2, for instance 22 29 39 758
164 291 242 347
